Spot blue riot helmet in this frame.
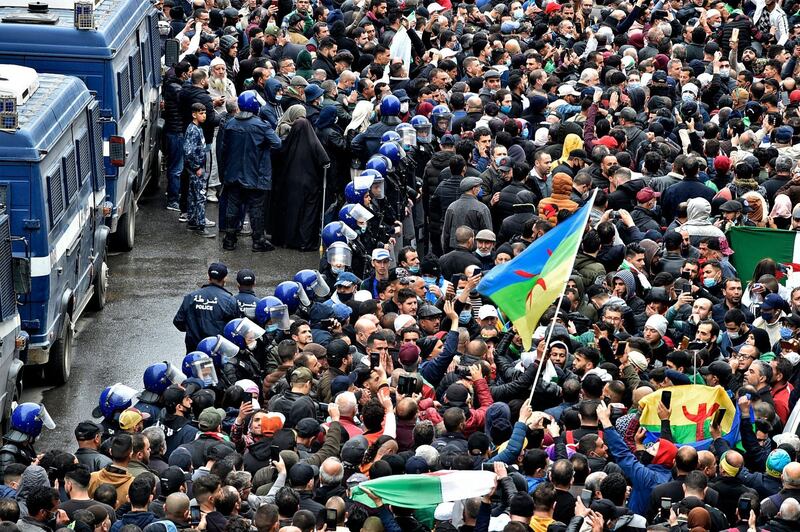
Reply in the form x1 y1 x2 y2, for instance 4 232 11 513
345 172 374 204
380 95 401 117
360 168 382 181
274 281 311 313
255 296 291 333
326 242 352 273
379 142 402 165
396 122 417 149
238 90 261 114
224 317 266 350
92 383 138 419
411 115 432 143
321 221 358 247
431 104 452 133
365 154 392 177
344 182 360 204
339 204 374 232
294 269 331 298
10 403 55 438
381 130 401 143
183 354 216 388
196 335 240 366
143 362 185 395
182 351 208 378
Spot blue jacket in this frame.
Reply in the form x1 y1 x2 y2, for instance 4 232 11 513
604 426 673 516
220 114 281 191
110 512 158 532
418 330 457 386
173 284 240 351
485 421 526 465
258 79 284 129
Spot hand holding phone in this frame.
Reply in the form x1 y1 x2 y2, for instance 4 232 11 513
661 390 672 410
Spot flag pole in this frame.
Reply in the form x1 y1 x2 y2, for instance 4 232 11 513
527 188 598 404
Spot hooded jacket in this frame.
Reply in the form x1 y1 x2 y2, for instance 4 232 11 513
614 269 646 330
258 79 284 128
539 173 579 221
573 253 606 288
88 466 133 508
110 511 158 532
682 198 725 244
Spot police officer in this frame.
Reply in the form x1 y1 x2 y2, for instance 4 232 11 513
351 95 402 165
220 318 266 386
173 262 240 353
234 269 259 318
0 403 55 481
135 362 185 425
92 383 139 438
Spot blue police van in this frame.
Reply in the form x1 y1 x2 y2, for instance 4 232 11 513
0 0 163 251
0 65 108 384
0 212 26 430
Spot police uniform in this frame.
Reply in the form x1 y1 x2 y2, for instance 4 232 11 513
173 263 240 352
234 269 259 318
0 431 35 482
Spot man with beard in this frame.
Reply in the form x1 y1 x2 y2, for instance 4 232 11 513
712 278 754 326
571 347 600 378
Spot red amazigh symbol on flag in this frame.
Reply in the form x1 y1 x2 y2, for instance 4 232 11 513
682 402 720 441
514 249 553 308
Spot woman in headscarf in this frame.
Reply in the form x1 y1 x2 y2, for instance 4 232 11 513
276 104 306 139
271 117 331 251
345 101 374 178
687 507 711 532
316 105 348 206
742 191 768 227
769 194 793 229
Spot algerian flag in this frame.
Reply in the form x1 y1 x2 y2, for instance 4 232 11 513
350 471 497 509
728 227 800 285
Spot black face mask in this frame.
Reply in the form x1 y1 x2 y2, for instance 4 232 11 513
338 292 353 302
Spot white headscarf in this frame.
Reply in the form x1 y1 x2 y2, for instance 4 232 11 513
345 100 374 136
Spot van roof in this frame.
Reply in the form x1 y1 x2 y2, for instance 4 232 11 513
0 72 92 162
0 0 152 59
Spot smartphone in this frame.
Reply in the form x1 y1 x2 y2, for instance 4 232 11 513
713 408 726 427
754 283 763 290
615 341 627 358
190 506 201 526
165 38 180 67
369 351 380 368
738 497 751 514
241 391 253 404
542 418 551 428
326 509 337 530
661 390 672 410
732 28 740 41
680 270 691 280
580 489 592 507
269 444 280 462
472 267 482 276
660 497 671 510
451 274 463 288
398 375 416 395
321 318 335 330
481 462 496 471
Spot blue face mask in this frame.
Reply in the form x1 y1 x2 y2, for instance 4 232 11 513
682 94 695 103
500 104 512 114
780 326 793 340
409 265 420 274
477 188 485 199
521 128 529 139
703 277 717 288
495 156 505 167
275 94 282 101
331 266 344 275
458 310 472 325
423 276 437 285
761 311 774 323
266 324 279 333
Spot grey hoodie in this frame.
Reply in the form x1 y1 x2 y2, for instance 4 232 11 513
682 198 725 243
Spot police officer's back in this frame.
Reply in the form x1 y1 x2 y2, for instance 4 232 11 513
174 263 240 353
234 269 259 319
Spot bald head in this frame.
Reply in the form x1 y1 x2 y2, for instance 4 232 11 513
396 397 418 420
335 391 357 417
165 493 190 521
320 458 343 486
676 446 698 473
725 450 744 470
698 450 716 471
633 386 654 405
466 96 483 112
362 517 383 532
779 497 800 520
783 462 800 488
466 339 487 359
325 497 346 526
355 317 377 335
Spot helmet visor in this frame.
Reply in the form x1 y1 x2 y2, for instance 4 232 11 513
414 123 432 140
296 283 312 307
214 335 241 358
109 383 139 405
401 128 417 147
351 204 375 223
269 304 291 331
191 357 219 387
341 224 358 242
165 363 187 386
37 404 56 430
236 318 266 347
327 245 353 267
371 179 385 200
312 270 331 297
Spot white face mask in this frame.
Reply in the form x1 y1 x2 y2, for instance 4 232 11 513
400 102 409 114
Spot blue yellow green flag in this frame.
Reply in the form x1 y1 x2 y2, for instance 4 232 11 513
477 199 593 351
638 385 741 450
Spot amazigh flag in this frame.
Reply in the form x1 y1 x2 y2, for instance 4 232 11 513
477 197 594 351
638 385 740 450
728 226 800 284
350 470 497 509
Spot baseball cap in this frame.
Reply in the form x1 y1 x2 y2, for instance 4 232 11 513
476 229 496 242
371 248 391 261
342 436 369 465
761 293 786 310
236 269 256 285
615 107 637 121
665 369 691 385
335 271 360 287
263 25 280 37
791 89 800 104
295 418 321 438
440 134 457 146
557 84 581 97
208 262 228 281
198 407 226 431
119 408 150 431
496 156 513 172
698 360 732 381
636 187 660 203
288 463 318 486
260 412 285 436
290 367 314 384
160 466 187 495
477 305 498 320
782 312 800 327
545 2 562 14
569 148 591 163
627 351 648 372
776 125 794 143
75 420 103 441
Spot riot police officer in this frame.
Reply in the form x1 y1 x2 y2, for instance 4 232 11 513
92 383 139 438
173 263 240 353
351 95 402 165
0 403 55 481
220 318 265 385
134 362 185 425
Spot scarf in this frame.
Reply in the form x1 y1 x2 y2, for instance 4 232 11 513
276 104 306 138
344 100 374 136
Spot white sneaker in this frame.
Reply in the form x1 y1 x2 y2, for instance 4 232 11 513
204 218 216 228
178 213 188 223
206 193 218 203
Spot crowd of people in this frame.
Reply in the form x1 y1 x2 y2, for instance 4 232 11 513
5 0 800 532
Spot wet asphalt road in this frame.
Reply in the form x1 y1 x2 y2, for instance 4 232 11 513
21 190 314 451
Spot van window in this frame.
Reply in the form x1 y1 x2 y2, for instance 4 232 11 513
76 132 91 186
117 63 131 113
63 150 78 203
148 13 161 85
47 165 65 224
89 106 105 192
130 48 142 102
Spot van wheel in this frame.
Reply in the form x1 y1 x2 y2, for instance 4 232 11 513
111 197 136 252
44 320 73 385
88 258 109 311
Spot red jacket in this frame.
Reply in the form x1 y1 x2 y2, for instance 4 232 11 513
771 381 793 425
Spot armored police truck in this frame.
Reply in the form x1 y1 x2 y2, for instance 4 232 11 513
0 65 109 384
0 0 163 251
